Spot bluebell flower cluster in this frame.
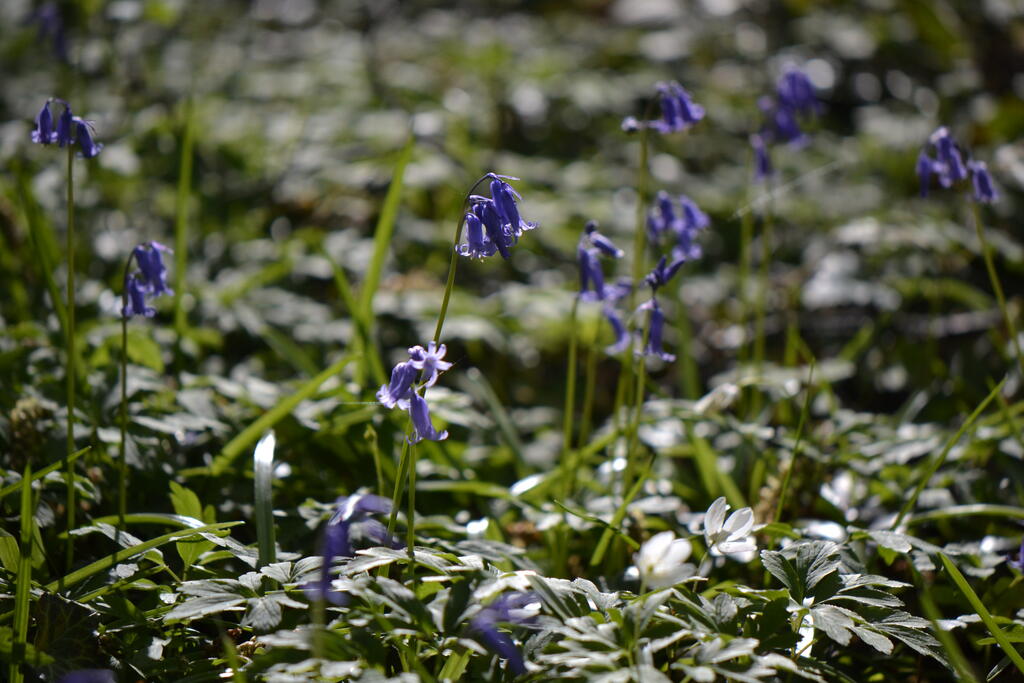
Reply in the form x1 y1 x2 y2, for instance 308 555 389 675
916 127 998 203
122 242 173 318
636 256 686 361
651 81 705 134
304 493 400 605
469 591 540 676
751 67 819 181
31 99 102 158
458 174 536 260
646 191 710 261
377 342 451 443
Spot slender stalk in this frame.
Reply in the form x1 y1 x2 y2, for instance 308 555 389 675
774 362 814 523
64 145 76 570
753 200 774 375
971 201 1023 375
578 319 600 448
623 312 653 496
737 192 754 367
10 463 34 683
561 298 580 499
119 313 128 530
173 97 196 362
406 442 418 578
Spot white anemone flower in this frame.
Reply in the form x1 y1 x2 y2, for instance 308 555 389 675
702 497 756 556
634 531 695 590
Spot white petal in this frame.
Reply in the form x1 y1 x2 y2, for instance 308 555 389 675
704 497 728 536
724 507 754 538
717 539 757 555
662 538 692 565
640 531 676 565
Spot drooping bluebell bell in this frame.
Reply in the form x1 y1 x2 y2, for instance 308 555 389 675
408 392 449 443
644 255 686 291
469 591 541 677
759 96 805 146
650 82 705 134
377 361 418 409
56 671 116 683
636 298 675 362
931 127 967 185
73 117 103 158
304 493 399 605
751 133 772 182
489 175 535 237
674 195 709 261
915 151 936 198
584 221 624 259
31 100 56 144
578 244 607 302
457 212 497 259
408 341 453 388
1009 538 1024 572
777 67 820 118
378 345 450 443
647 190 677 240
967 160 998 204
473 199 512 260
604 306 630 354
56 104 74 147
122 242 173 318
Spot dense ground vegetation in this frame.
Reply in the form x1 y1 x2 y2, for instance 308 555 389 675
2 0 1024 680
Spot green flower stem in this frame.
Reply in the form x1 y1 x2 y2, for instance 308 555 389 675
119 312 128 530
10 463 34 683
406 442 418 581
752 196 774 375
971 200 1023 375
173 97 196 363
773 362 814 523
623 312 653 498
736 193 755 367
671 284 699 399
64 145 77 571
561 297 580 500
578 318 600 449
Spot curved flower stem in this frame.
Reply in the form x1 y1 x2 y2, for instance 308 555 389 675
971 201 1023 376
623 311 653 498
119 313 128 530
64 145 77 571
432 173 493 344
406 441 418 581
578 319 600 448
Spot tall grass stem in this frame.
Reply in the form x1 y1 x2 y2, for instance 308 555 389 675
64 145 77 570
173 97 196 357
971 201 1023 375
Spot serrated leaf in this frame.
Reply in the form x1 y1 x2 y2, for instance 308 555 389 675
811 604 858 645
852 625 894 654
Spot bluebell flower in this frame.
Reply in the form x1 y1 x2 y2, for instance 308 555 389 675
604 306 630 354
915 151 937 198
489 175 535 237
647 191 677 240
578 245 606 302
777 67 820 118
31 100 56 144
407 341 452 388
377 361 418 409
637 298 675 362
751 133 772 182
133 241 172 296
644 255 686 291
584 220 624 259
73 117 103 158
305 493 399 605
651 82 705 134
469 591 540 677
122 275 155 318
759 96 805 145
967 160 998 204
408 392 448 443
674 195 709 261
457 212 497 259
931 127 967 185
472 200 513 260
56 104 74 148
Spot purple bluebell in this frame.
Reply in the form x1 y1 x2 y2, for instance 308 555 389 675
637 299 675 362
408 392 448 443
759 96 805 145
407 341 452 388
377 361 417 409
578 245 606 302
305 493 399 605
777 67 819 118
651 82 705 134
915 151 936 198
751 133 772 181
647 190 678 240
457 212 497 259
489 175 535 237
931 127 967 185
604 306 630 354
967 160 998 203
644 255 686 291
56 104 74 147
469 591 540 676
31 100 56 144
73 117 103 158
122 275 155 318
473 200 512 260
674 195 709 261
584 220 624 259
1009 538 1024 572
57 671 116 683
133 242 172 296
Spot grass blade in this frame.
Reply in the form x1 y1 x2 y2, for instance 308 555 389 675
0 446 89 501
253 431 277 569
10 464 34 683
173 97 196 341
938 552 1024 676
